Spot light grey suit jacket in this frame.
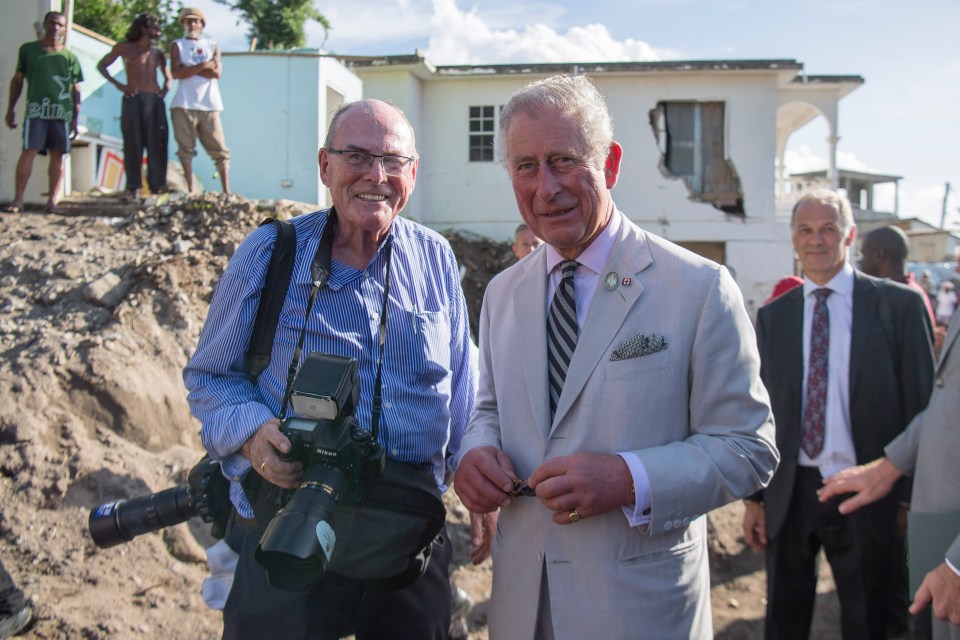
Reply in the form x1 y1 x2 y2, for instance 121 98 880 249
886 312 960 640
459 213 778 640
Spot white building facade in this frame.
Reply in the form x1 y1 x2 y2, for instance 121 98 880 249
345 56 861 313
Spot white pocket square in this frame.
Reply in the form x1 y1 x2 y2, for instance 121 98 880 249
609 333 668 361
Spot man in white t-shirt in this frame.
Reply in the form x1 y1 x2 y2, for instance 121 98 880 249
169 7 230 194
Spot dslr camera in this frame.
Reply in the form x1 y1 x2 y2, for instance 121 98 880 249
88 455 231 548
254 353 386 589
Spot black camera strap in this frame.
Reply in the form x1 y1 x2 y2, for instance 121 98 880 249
279 208 393 442
278 208 336 419
370 236 394 440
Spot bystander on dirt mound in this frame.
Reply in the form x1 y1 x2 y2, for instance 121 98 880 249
0 193 838 639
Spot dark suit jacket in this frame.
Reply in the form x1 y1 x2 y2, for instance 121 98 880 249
755 270 935 539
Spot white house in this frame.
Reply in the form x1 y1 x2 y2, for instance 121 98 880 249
340 54 862 312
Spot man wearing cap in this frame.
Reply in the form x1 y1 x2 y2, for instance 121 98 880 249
170 7 230 194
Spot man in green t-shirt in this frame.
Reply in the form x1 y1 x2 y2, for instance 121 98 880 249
4 11 83 214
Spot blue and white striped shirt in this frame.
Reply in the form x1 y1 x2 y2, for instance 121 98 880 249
183 210 476 517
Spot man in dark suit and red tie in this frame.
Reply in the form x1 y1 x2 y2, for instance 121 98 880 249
743 189 935 639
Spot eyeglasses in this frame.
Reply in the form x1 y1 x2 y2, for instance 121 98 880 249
327 148 416 177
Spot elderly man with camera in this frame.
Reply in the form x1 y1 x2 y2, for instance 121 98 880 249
183 99 478 640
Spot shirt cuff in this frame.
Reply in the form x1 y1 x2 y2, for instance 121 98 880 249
220 451 252 482
221 454 254 518
947 557 960 578
617 451 651 527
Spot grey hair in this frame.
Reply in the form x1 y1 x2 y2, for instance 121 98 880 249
323 99 417 155
791 189 854 234
496 74 613 167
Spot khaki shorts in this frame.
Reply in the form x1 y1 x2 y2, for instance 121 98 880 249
171 108 230 163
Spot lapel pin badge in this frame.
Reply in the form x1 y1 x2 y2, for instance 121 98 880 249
621 277 632 286
604 272 619 291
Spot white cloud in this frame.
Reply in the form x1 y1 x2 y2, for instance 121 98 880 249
836 150 874 173
784 144 879 175
201 0 662 62
315 1 434 50
423 0 659 64
783 145 826 175
189 0 252 52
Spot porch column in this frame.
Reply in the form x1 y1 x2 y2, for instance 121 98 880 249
827 134 839 189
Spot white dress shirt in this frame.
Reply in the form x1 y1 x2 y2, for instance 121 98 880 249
543 211 652 526
800 262 857 478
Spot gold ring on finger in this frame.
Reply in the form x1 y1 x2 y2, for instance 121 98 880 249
568 509 582 523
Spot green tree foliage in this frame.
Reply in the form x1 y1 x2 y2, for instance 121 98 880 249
213 0 330 50
73 0 186 47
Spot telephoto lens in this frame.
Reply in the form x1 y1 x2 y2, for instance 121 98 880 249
255 463 345 591
89 485 198 548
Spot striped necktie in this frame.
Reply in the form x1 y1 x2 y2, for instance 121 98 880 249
547 260 579 419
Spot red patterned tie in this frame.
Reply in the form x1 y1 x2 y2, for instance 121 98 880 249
801 288 832 458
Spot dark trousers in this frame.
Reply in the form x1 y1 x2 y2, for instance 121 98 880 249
222 519 452 640
765 466 899 640
121 92 168 193
0 557 25 617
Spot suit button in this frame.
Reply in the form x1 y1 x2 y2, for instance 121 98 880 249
664 520 673 530
936 377 945 388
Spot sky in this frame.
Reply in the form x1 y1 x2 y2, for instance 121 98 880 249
191 0 959 229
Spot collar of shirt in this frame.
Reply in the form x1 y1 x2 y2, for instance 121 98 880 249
293 212 395 291
802 261 855 300
544 208 621 277
544 209 622 326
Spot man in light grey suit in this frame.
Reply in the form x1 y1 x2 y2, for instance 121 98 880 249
819 310 960 639
454 74 779 639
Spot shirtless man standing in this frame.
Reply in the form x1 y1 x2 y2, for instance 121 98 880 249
97 13 170 199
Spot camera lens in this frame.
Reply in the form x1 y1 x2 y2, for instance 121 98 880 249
88 485 197 548
255 464 344 591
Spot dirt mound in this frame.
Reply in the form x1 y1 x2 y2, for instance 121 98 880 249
0 193 835 639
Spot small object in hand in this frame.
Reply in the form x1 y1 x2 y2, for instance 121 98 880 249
510 480 536 497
